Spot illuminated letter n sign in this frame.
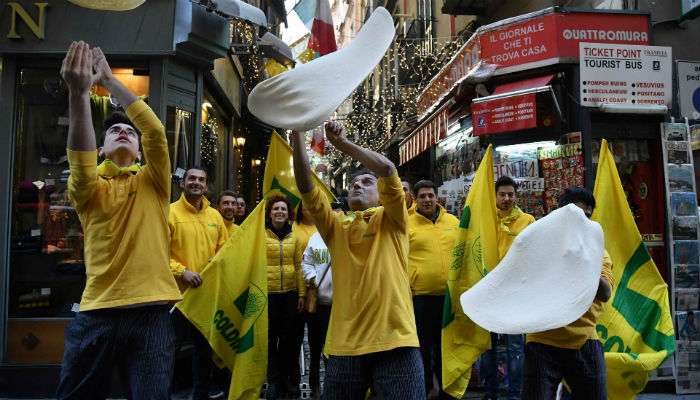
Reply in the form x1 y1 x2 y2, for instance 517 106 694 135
7 2 49 40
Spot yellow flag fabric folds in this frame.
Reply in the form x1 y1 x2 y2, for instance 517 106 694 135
441 145 499 398
263 131 334 210
175 202 269 400
592 139 675 400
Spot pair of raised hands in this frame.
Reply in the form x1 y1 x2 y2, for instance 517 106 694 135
60 41 113 94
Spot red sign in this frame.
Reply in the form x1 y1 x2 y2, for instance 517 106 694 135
399 108 448 165
416 9 650 120
481 14 557 70
471 93 537 136
416 36 480 119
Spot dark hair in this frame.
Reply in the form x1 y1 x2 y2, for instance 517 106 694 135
349 168 379 186
400 177 412 191
413 180 437 196
217 190 238 205
184 166 207 183
557 186 596 210
102 111 139 144
265 195 295 222
495 176 519 192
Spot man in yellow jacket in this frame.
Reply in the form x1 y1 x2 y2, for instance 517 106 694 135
217 190 240 237
480 176 535 400
407 180 459 399
522 187 613 399
292 122 423 399
58 42 182 399
401 177 414 210
169 167 228 400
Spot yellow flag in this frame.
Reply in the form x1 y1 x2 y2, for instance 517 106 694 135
265 59 289 77
263 130 334 210
592 139 675 399
441 145 499 398
175 202 268 400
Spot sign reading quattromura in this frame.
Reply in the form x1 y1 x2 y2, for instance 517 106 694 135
579 42 672 108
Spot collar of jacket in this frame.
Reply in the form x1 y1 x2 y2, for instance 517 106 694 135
266 220 292 239
176 192 211 214
497 205 523 233
342 206 381 225
417 204 442 223
96 159 141 177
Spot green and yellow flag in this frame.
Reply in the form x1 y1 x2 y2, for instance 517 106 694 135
441 145 499 398
263 130 334 209
175 202 268 400
592 139 675 400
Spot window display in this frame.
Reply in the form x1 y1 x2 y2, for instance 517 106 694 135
9 67 149 321
201 88 229 199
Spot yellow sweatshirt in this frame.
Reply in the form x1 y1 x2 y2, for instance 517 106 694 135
66 100 182 311
302 172 418 356
497 207 536 260
292 221 317 254
408 204 460 295
169 193 228 293
527 250 615 349
223 218 239 237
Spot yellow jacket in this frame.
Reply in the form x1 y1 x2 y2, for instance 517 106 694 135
224 218 239 237
301 172 418 356
408 205 460 295
527 250 614 349
169 193 228 293
266 223 306 296
66 100 181 311
497 207 536 260
292 221 317 254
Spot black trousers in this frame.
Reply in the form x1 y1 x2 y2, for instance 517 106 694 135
413 295 445 392
521 340 607 400
58 305 175 400
268 291 299 387
290 309 323 386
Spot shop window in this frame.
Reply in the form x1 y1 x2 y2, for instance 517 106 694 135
8 66 148 363
166 106 194 200
201 88 230 201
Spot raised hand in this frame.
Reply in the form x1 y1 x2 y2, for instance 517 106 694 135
60 41 93 95
91 46 114 88
324 121 347 147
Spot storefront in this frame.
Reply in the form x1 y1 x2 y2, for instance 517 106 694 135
0 0 262 395
401 7 666 235
401 6 679 389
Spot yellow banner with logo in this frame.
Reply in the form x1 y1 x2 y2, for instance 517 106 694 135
263 131 334 210
175 202 268 400
441 145 499 398
592 139 675 400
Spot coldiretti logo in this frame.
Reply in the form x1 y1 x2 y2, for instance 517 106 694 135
212 283 266 354
207 224 217 227
362 233 376 238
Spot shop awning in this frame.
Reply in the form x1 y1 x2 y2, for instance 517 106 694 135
215 0 268 27
471 74 562 136
399 103 450 165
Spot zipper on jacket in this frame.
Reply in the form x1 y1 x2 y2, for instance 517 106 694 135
279 231 293 292
279 240 284 292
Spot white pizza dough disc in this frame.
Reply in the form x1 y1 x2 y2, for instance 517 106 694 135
460 204 605 335
248 7 395 132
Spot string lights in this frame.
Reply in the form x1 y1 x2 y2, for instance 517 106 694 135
231 17 473 174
